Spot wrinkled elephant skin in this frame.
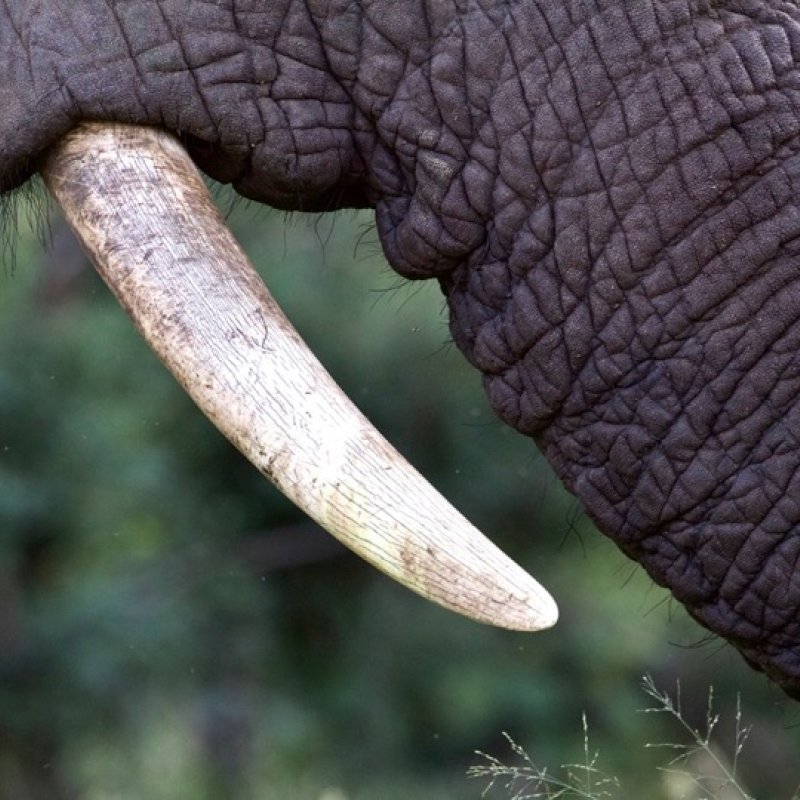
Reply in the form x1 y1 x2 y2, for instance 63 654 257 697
2 0 800 697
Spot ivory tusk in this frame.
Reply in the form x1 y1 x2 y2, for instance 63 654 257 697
40 122 558 632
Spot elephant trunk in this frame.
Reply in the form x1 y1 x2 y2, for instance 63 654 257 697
39 122 557 632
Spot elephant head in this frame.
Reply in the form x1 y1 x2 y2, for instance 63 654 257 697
3 0 800 698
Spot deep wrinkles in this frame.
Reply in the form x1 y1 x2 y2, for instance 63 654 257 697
436 1 800 695
345 0 800 701
5 0 800 696
0 0 368 209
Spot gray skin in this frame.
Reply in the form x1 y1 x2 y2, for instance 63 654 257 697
2 0 800 697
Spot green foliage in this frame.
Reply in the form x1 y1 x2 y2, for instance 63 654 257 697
471 718 620 799
0 195 799 798
641 676 754 799
470 677 798 800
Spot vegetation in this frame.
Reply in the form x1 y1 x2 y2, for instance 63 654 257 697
470 676 792 799
0 188 798 798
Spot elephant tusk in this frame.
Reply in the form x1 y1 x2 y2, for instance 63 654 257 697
39 122 558 632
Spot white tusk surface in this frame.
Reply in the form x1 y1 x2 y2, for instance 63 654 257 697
40 122 558 632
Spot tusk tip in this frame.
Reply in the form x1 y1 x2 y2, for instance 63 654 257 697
514 587 559 632
427 541 559 633
480 575 558 633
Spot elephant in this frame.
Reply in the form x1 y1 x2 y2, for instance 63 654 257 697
2 0 800 700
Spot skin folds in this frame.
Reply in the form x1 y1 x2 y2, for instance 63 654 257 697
3 0 800 696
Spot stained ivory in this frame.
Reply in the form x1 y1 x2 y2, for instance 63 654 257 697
42 123 558 632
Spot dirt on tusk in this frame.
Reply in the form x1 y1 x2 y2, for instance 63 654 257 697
40 122 558 632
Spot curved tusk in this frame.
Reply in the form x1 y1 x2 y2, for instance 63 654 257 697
40 122 558 631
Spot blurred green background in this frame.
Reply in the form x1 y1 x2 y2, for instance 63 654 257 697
1 185 798 799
